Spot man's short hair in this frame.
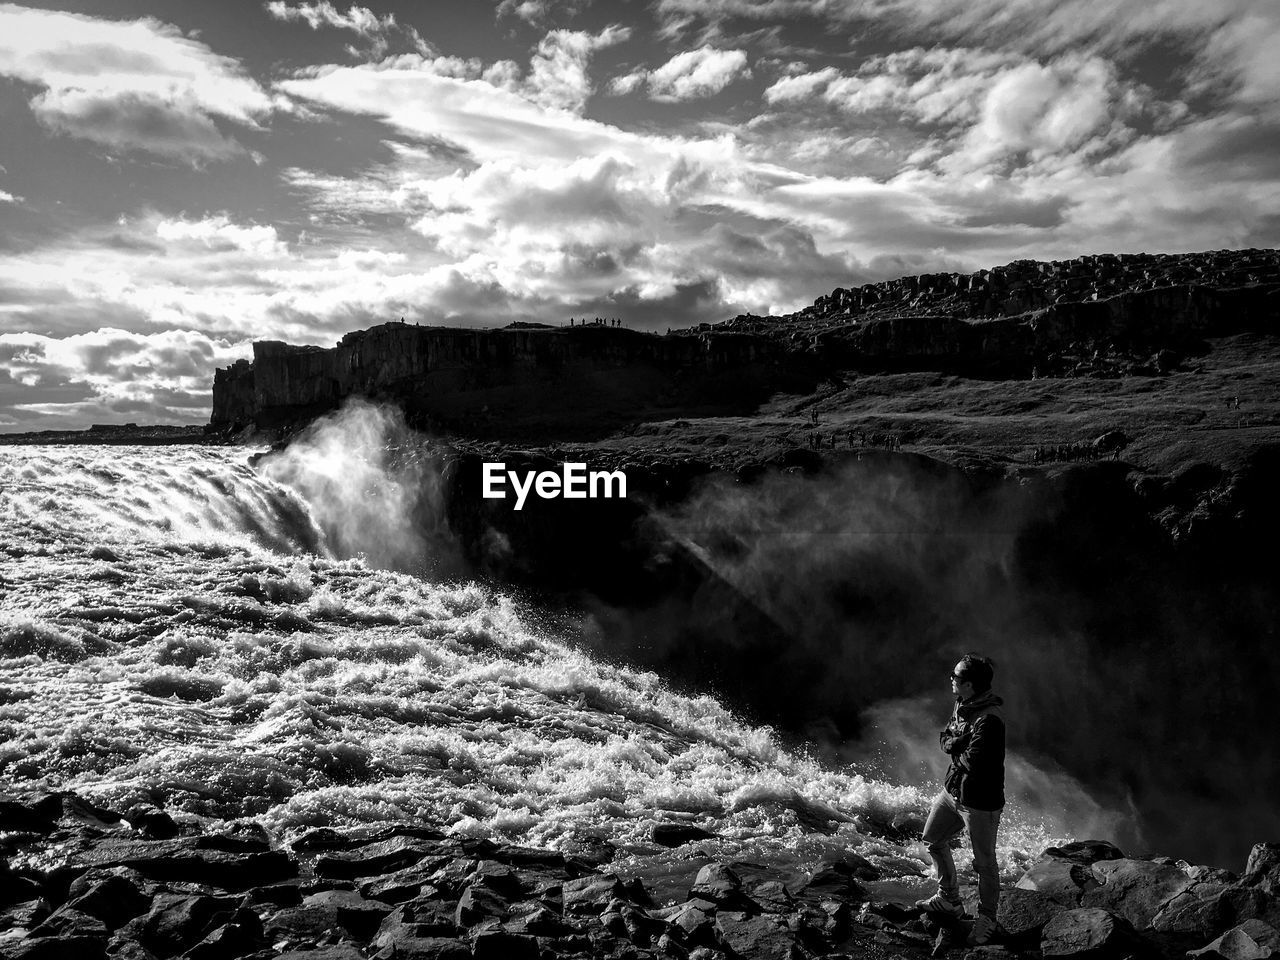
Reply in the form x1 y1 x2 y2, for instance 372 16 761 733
957 653 995 693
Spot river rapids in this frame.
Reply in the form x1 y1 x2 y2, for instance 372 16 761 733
0 437 1061 889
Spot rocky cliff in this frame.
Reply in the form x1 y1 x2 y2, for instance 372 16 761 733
210 249 1280 437
723 248 1280 375
210 324 777 438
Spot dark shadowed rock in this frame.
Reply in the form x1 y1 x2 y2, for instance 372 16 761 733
800 860 867 904
244 882 303 908
562 874 627 914
749 880 795 914
358 867 431 905
118 893 242 957
715 911 805 959
660 899 717 945
1153 882 1272 944
1081 858 1197 930
372 898 457 950
181 907 265 960
1017 857 1102 905
423 858 479 897
820 899 853 939
301 889 391 940
455 883 509 928
1187 920 1280 960
1047 842 1127 866
964 946 1023 960
1244 845 1280 897
473 930 539 959
997 888 1067 942
0 898 51 932
104 938 160 960
275 947 365 960
67 837 296 889
0 796 61 834
123 805 179 841
314 837 437 880
1041 907 1141 957
0 871 42 907
501 904 577 937
0 932 108 959
199 822 270 853
29 905 108 940
63 873 150 929
691 864 742 902
652 824 717 848
369 937 470 960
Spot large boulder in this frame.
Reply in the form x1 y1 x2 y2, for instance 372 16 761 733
61 872 150 930
1018 858 1101 906
998 888 1069 942
800 859 868 904
1187 920 1280 960
1041 907 1141 957
1048 842 1127 866
561 875 627 914
65 837 296 889
300 889 392 941
113 893 241 957
1153 882 1272 944
372 898 458 951
454 883 509 928
1081 858 1197 930
691 863 758 912
313 837 438 880
1244 846 1280 897
714 911 806 960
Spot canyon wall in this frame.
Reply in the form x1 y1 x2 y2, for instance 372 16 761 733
210 324 775 434
210 250 1280 434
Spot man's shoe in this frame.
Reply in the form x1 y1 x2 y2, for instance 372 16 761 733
968 914 996 945
915 893 965 918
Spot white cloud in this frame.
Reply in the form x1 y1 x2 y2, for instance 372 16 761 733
0 189 17 204
524 26 630 113
960 55 1125 166
758 47 1145 176
0 4 272 163
263 2 431 58
497 0 596 27
762 66 838 104
156 216 289 258
662 0 1280 114
614 46 751 101
0 327 250 425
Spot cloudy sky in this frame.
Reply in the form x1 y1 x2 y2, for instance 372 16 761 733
1 0 1278 430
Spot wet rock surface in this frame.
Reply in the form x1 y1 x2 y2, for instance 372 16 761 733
1 791 1278 960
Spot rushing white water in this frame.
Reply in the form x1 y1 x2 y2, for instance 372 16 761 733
0 434 1061 888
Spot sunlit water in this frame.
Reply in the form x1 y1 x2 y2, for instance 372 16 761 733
0 438 1061 886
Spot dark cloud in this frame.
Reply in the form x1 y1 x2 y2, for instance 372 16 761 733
571 277 745 329
31 90 247 163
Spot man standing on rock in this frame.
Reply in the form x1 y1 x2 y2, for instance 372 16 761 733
916 653 1006 946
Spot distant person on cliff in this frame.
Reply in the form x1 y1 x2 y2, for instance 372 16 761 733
916 653 1005 946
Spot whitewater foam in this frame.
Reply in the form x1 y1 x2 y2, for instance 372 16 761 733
0 443 1064 888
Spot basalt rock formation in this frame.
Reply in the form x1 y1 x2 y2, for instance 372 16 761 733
211 324 782 441
723 248 1280 376
209 249 1280 440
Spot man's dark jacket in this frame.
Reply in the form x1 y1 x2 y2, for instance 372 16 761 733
940 690 1005 811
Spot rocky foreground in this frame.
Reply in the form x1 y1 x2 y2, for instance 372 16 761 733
2 792 1277 960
